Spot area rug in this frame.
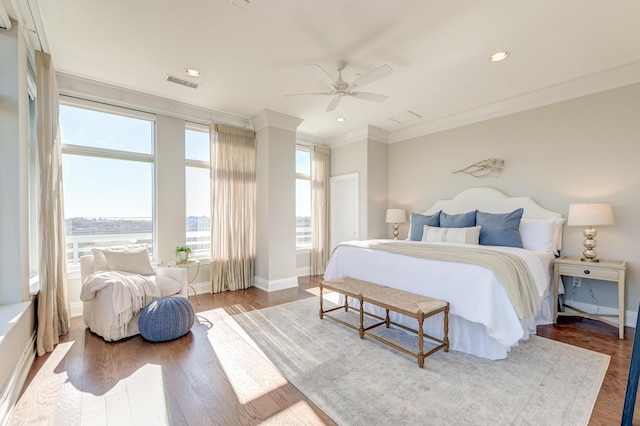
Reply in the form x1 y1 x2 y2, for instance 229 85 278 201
225 297 610 426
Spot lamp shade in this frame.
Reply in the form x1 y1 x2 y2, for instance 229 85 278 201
386 209 406 224
567 203 614 226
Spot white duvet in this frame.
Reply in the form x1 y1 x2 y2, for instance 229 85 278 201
323 240 555 360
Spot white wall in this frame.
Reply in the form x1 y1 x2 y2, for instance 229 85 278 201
388 83 640 313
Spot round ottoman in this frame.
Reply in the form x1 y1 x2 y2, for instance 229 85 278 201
139 296 195 342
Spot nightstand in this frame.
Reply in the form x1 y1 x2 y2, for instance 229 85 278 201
553 256 627 339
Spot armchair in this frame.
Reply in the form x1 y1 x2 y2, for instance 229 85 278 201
80 254 187 341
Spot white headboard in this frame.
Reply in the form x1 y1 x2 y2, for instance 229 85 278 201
423 187 562 220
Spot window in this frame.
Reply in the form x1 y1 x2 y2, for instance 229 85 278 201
185 123 211 258
296 146 312 249
59 100 156 266
27 83 39 289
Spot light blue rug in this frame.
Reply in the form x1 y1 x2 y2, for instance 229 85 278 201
226 297 610 426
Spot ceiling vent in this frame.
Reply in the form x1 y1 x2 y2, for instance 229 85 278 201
388 111 422 124
166 75 199 89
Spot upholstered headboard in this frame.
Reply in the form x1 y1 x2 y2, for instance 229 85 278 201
422 187 564 251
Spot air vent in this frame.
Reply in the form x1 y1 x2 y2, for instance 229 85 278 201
166 75 199 89
388 111 422 124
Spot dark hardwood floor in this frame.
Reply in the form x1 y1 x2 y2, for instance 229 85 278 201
8 276 638 425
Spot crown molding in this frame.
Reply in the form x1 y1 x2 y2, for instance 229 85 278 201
56 72 252 128
251 109 304 132
296 131 327 146
389 60 640 143
328 125 390 147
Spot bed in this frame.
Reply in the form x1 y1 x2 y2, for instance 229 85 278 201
323 187 565 360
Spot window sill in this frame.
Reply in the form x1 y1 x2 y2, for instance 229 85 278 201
0 302 32 345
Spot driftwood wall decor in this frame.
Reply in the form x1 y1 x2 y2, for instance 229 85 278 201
453 159 504 178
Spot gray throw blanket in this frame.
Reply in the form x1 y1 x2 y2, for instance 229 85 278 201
335 241 540 319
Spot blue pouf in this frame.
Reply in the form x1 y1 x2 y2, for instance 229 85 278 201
139 296 195 342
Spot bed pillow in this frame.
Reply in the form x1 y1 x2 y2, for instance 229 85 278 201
408 211 440 241
552 217 566 255
103 248 155 276
519 217 556 253
439 210 476 228
422 225 481 245
476 208 524 248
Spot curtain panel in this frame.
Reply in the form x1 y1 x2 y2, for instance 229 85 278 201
310 145 331 275
35 51 70 356
210 124 257 293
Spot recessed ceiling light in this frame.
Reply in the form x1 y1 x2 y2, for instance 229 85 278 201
336 117 345 122
489 51 510 62
186 68 201 77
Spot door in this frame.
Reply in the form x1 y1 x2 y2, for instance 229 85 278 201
330 173 359 251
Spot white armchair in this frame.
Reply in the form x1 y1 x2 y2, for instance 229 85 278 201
80 254 187 341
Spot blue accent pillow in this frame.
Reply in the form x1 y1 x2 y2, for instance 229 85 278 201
409 212 440 241
476 208 524 248
440 210 477 228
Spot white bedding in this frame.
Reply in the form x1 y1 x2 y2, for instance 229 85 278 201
323 240 556 360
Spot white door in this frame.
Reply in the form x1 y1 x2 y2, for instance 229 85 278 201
330 173 359 251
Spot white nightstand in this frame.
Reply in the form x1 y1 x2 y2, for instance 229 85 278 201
553 256 627 339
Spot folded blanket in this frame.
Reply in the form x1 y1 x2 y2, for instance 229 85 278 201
81 270 161 330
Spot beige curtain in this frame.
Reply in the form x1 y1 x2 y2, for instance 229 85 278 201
310 145 331 275
210 124 257 293
35 51 70 356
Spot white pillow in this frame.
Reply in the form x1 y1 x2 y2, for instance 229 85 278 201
91 246 126 272
519 218 555 254
552 218 566 254
103 248 155 276
422 225 481 245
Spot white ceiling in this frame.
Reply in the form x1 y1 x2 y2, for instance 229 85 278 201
22 0 640 141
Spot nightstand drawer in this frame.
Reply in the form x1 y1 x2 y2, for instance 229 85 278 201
558 264 619 281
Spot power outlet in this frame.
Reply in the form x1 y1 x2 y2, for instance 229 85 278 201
573 277 582 287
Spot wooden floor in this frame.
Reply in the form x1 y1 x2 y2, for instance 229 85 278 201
8 275 639 425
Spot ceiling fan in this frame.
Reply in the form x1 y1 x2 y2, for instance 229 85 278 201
286 61 393 112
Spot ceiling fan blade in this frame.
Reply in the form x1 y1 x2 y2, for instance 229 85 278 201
326 96 341 112
350 64 393 89
309 64 336 87
348 92 388 102
285 92 331 97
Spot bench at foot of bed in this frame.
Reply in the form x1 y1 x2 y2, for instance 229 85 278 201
320 277 450 368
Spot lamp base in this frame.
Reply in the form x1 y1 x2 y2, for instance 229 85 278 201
580 257 600 263
393 223 400 240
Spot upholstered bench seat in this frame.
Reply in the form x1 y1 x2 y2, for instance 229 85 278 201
320 277 449 368
139 296 195 342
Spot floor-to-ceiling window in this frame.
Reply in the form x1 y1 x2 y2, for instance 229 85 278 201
296 146 312 249
59 99 156 265
185 123 211 259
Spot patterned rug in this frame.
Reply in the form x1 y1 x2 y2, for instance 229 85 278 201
225 297 610 426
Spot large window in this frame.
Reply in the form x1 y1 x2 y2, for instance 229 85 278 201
296 146 312 249
59 100 156 265
185 124 211 258
27 83 39 288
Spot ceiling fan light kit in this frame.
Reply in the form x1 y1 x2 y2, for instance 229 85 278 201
286 61 393 112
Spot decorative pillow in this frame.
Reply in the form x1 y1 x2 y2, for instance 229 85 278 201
103 248 155 276
440 210 477 228
476 208 524 248
91 246 126 272
519 217 556 253
409 211 440 241
422 225 481 245
551 218 566 255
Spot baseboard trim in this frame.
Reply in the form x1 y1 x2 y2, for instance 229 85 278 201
254 276 299 292
561 300 637 328
296 267 311 277
0 332 36 425
70 301 83 318
187 281 210 295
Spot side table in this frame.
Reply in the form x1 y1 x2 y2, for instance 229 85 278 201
553 256 627 339
177 259 200 304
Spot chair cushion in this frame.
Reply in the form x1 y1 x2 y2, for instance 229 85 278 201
138 297 195 342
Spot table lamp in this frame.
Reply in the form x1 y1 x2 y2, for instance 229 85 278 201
386 209 406 240
567 203 614 262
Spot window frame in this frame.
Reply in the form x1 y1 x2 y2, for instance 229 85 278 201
295 145 312 250
185 122 211 260
59 97 157 267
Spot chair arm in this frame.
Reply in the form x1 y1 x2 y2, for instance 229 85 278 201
156 267 188 285
80 255 95 283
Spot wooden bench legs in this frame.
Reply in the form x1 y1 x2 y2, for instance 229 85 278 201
319 279 450 368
